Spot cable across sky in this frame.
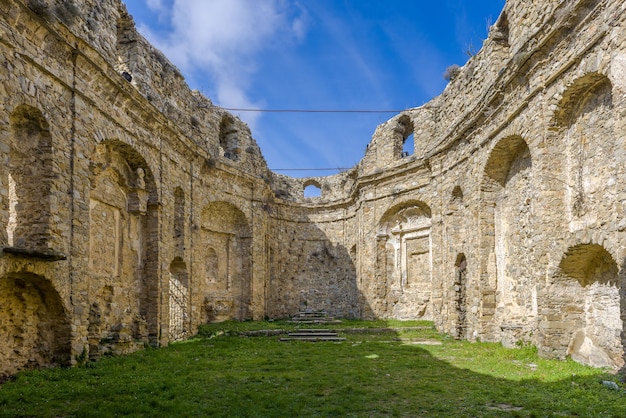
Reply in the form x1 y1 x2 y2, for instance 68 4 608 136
218 107 406 114
271 167 351 171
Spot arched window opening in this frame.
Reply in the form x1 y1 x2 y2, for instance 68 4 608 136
402 133 414 158
304 183 322 198
115 11 136 83
396 115 415 159
219 115 240 161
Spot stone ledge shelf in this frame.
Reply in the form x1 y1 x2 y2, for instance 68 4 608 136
2 247 67 261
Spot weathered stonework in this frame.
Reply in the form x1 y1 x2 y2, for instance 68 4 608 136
1 0 626 377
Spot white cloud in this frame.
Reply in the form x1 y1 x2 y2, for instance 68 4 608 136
145 0 165 13
138 0 306 130
289 3 309 41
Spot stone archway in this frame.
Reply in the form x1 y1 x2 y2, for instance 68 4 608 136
540 244 622 368
169 257 189 342
478 135 535 342
6 105 53 251
0 272 71 378
197 201 252 324
88 140 158 352
553 73 615 228
377 200 432 319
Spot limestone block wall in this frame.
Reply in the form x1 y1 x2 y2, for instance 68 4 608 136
265 202 360 318
0 0 275 377
1 0 626 379
281 0 626 370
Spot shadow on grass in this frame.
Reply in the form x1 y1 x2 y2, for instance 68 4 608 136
0 322 624 417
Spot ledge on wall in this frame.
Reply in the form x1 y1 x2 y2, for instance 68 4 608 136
2 247 67 261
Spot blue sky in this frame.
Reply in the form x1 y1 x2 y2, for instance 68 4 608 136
124 0 505 177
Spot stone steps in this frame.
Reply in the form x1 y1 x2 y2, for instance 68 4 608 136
279 328 345 342
282 312 346 341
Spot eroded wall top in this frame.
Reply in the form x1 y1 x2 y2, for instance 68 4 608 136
22 0 270 178
20 0 608 209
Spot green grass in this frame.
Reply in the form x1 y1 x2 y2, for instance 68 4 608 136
0 321 624 417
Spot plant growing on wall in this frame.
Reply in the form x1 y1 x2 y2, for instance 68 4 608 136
443 64 461 81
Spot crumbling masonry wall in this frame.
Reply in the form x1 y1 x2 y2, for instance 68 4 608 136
1 0 626 378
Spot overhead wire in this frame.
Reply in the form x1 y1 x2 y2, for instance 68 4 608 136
271 168 351 171
219 107 406 113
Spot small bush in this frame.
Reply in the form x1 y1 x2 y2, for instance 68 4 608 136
443 64 462 82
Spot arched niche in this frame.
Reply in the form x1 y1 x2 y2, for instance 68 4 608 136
478 135 534 341
553 73 614 221
88 139 158 350
553 73 612 128
451 185 464 201
540 244 622 369
169 257 189 342
6 105 53 251
198 201 252 323
0 272 70 378
482 135 532 189
450 185 464 212
378 200 432 231
376 200 432 319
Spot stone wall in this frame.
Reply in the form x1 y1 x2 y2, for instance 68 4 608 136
1 0 626 378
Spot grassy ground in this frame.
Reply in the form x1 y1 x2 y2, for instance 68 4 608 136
0 321 624 417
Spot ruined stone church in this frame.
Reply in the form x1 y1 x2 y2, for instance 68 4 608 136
1 0 626 378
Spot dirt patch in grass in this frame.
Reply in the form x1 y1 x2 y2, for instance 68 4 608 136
487 403 524 412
